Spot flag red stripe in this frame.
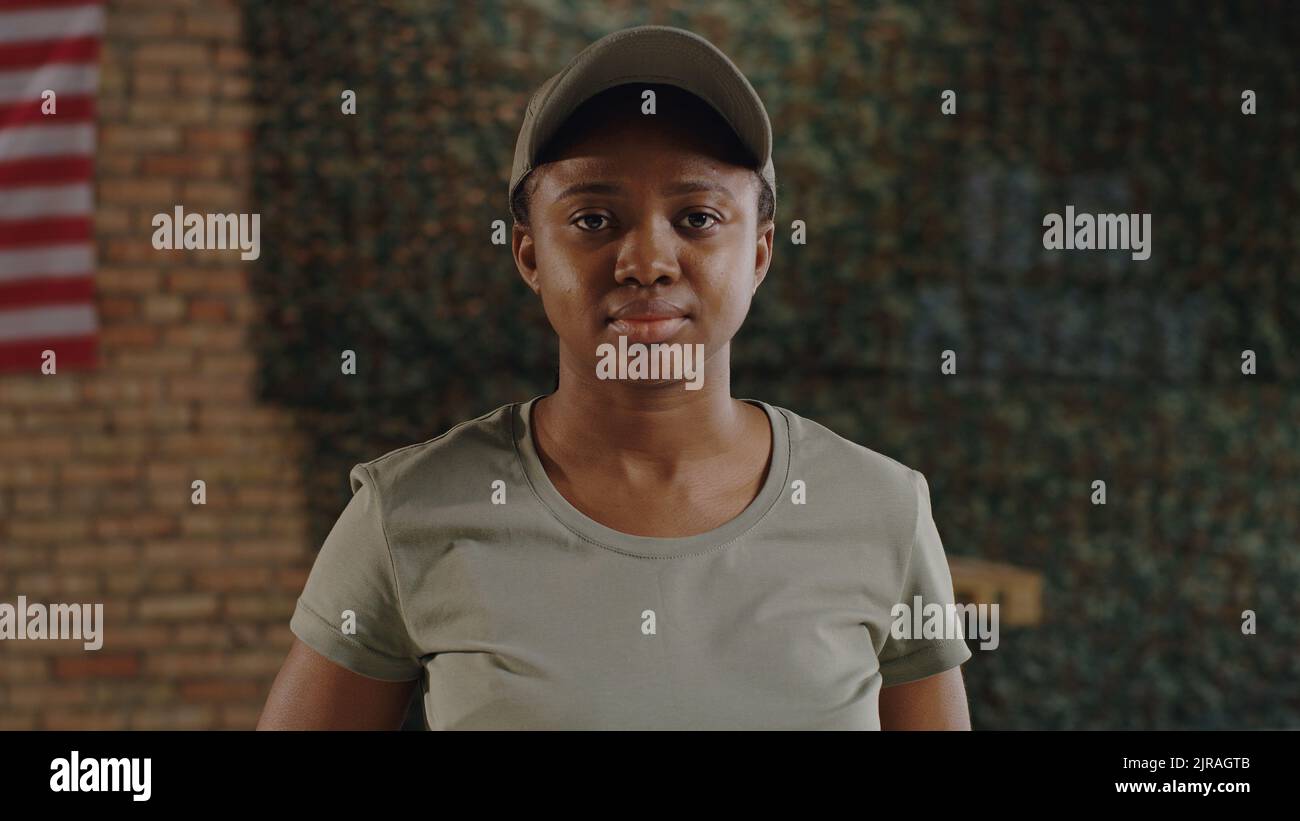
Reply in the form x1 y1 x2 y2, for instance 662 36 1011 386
0 216 92 247
0 333 97 371
0 1 104 375
0 154 94 186
0 36 100 69
0 95 96 128
0 274 93 307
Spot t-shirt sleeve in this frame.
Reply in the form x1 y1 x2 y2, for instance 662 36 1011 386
289 463 423 682
876 469 973 687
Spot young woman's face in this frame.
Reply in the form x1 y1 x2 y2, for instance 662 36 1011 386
513 111 774 384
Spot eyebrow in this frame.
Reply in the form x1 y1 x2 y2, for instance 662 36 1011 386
553 180 736 202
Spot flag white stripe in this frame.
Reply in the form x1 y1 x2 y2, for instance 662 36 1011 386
0 5 103 367
0 6 106 45
0 63 99 105
0 244 93 280
0 303 97 342
0 123 95 160
0 183 92 219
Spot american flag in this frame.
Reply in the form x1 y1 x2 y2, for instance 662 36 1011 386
0 0 104 373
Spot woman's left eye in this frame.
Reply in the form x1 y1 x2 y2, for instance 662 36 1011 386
680 212 719 230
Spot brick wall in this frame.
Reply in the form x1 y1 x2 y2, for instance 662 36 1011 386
0 0 312 729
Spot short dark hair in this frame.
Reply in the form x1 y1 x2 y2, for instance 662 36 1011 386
510 83 776 228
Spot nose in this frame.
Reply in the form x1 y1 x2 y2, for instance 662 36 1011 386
613 218 681 287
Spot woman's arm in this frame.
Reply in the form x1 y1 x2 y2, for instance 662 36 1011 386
878 667 971 730
256 638 418 730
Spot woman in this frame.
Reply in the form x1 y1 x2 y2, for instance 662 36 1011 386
259 25 971 730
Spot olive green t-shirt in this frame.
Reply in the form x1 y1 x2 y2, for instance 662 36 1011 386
289 395 971 729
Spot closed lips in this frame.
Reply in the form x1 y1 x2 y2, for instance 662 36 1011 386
608 298 688 321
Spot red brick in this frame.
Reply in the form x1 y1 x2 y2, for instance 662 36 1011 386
137 593 219 621
96 266 161 294
179 680 260 702
0 435 74 460
142 293 186 322
110 404 192 430
163 324 245 350
182 11 241 40
174 623 235 647
218 704 263 730
0 715 38 730
0 464 57 489
111 348 196 373
94 624 171 649
223 595 294 620
9 684 89 708
186 127 249 151
12 571 102 597
94 514 178 540
213 103 254 126
59 462 141 485
141 540 224 566
96 206 131 233
177 72 217 96
133 71 175 95
44 710 129 730
230 539 309 562
14 488 55 514
101 124 181 150
18 408 107 431
54 655 141 680
97 153 140 176
167 376 252 402
214 46 248 70
80 376 164 403
195 406 293 431
108 10 177 37
55 543 138 568
8 519 88 542
129 705 216 730
219 75 252 100
166 267 247 294
134 42 211 67
0 657 49 682
100 178 176 204
144 651 226 677
187 298 229 322
141 154 222 177
76 433 155 460
0 379 79 405
275 567 310 590
181 181 242 205
104 238 170 263
193 566 271 591
226 650 286 677
99 324 160 348
98 295 138 320
129 98 213 124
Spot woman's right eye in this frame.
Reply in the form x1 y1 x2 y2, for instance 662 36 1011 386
575 214 609 231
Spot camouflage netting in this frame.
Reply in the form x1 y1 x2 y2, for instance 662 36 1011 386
242 0 1300 728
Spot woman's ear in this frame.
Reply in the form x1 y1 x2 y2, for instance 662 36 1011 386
512 224 542 295
752 220 773 292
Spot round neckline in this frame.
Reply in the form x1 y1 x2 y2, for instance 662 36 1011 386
512 393 790 559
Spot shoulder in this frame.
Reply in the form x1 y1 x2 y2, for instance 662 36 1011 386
764 401 925 538
346 400 519 504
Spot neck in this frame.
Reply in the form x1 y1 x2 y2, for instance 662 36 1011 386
535 344 750 477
